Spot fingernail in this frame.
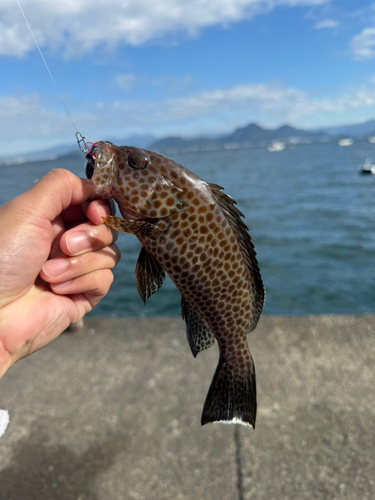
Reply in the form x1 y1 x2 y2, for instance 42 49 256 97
66 233 90 254
42 258 68 278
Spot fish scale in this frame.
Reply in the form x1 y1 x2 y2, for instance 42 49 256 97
87 141 265 427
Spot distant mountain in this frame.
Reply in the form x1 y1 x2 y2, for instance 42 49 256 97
93 134 156 148
229 123 321 142
3 119 375 164
229 123 267 142
0 144 71 165
116 134 155 148
0 134 156 165
320 120 375 137
150 123 326 153
58 134 156 159
148 136 188 150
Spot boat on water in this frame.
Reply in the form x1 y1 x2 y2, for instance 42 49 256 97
368 136 375 144
338 138 354 147
359 158 375 175
267 141 285 152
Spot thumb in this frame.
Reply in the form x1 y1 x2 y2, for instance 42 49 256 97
20 169 94 223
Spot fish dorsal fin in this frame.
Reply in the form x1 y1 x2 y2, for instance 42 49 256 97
208 183 265 331
135 247 165 303
181 298 215 357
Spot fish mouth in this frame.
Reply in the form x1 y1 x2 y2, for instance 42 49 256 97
101 142 116 189
92 141 116 198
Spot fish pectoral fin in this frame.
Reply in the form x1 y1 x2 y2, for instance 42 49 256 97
201 354 257 428
135 247 165 303
102 216 163 240
181 298 215 357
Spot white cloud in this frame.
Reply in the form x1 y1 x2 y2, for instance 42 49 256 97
2 78 375 156
0 93 84 156
1 0 329 58
115 74 137 91
351 27 375 60
97 82 375 129
314 19 338 30
0 94 64 133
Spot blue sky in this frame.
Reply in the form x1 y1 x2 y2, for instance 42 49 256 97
1 0 375 156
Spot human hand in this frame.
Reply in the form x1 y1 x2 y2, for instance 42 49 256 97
0 169 120 377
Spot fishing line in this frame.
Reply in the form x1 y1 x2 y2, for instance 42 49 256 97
16 0 88 152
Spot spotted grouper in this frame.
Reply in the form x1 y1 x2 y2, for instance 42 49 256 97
85 141 265 427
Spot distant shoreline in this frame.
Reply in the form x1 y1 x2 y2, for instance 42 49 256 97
2 118 375 165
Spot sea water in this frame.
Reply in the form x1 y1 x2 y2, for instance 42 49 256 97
1 140 374 317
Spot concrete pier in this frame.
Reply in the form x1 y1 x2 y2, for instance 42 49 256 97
1 315 375 499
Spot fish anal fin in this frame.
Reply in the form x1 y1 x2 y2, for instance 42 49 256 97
181 298 215 357
208 183 265 331
135 247 165 303
201 355 257 428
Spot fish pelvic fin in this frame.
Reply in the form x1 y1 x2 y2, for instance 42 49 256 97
201 355 257 428
135 247 165 303
181 298 215 357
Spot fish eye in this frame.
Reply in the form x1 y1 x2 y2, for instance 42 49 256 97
128 150 149 170
85 154 95 179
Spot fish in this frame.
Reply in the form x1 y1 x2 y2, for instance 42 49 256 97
86 141 265 427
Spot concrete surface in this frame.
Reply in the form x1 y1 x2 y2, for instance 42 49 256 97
0 315 374 500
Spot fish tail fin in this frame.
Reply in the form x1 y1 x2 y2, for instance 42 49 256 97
201 355 257 428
